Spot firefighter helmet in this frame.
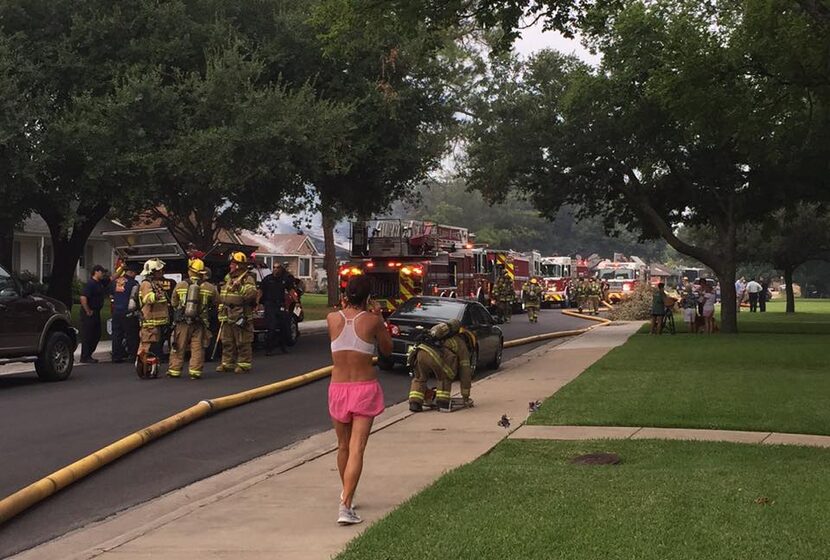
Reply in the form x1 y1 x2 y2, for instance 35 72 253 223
230 252 247 264
429 322 451 340
188 258 205 274
141 258 165 276
530 277 538 284
446 319 462 336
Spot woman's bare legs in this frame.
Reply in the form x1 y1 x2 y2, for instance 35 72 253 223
333 419 353 491
339 415 374 509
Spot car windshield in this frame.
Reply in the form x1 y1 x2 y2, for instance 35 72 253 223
393 298 465 321
599 269 634 280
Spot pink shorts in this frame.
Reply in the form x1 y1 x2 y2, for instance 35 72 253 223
328 380 385 423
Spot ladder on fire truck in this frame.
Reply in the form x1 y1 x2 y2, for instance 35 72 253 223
353 220 469 257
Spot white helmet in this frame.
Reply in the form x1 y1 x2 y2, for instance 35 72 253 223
142 258 166 276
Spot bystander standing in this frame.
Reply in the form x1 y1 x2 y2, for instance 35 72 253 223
745 277 763 312
110 262 140 363
679 277 699 333
650 282 667 335
79 265 109 363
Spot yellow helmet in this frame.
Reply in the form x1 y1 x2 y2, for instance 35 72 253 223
230 252 247 264
188 258 205 273
530 277 538 284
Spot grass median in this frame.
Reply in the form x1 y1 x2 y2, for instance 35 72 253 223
338 439 830 560
529 300 830 435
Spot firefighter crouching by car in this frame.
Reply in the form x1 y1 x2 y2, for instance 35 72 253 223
167 258 217 379
217 252 258 374
408 320 474 413
522 277 543 323
493 269 515 323
136 258 170 378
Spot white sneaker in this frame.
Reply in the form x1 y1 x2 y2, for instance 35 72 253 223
337 504 362 525
340 491 357 510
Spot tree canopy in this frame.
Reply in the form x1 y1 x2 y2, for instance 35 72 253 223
463 0 830 332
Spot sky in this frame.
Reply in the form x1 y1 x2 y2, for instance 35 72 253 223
513 24 601 65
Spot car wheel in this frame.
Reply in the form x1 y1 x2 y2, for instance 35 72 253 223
35 331 74 382
491 337 503 370
377 354 395 371
286 317 300 347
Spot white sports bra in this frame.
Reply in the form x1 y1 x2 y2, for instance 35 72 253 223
330 311 375 355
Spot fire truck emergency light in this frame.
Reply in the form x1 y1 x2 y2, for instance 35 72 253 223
401 267 412 275
623 283 632 292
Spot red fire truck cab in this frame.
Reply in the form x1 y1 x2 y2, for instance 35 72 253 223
540 256 574 308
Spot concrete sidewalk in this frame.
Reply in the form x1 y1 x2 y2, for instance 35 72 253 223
13 322 642 560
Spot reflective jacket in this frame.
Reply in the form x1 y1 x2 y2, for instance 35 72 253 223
139 279 170 327
172 276 217 325
218 271 257 323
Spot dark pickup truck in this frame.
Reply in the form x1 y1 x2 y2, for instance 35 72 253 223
0 264 78 381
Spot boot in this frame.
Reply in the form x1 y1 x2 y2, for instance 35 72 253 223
409 401 423 413
215 363 233 373
436 399 452 413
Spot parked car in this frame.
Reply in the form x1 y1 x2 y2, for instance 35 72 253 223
0 264 77 381
380 296 503 374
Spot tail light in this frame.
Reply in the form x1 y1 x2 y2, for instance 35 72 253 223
387 323 400 336
622 282 632 292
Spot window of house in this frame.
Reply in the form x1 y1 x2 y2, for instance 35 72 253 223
298 257 311 277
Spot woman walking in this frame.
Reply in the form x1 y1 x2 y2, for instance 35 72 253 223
327 275 392 525
701 283 718 334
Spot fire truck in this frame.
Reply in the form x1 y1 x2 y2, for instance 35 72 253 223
338 220 535 315
540 256 574 308
594 257 648 303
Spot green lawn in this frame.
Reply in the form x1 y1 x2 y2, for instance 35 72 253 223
531 301 830 434
302 292 333 321
338 439 830 560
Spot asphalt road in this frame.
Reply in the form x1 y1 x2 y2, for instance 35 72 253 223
0 309 590 557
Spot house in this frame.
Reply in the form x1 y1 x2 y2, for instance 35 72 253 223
237 231 324 293
12 214 123 282
649 263 680 287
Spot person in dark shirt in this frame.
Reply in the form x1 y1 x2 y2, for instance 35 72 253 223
110 262 140 362
80 264 109 363
258 261 296 355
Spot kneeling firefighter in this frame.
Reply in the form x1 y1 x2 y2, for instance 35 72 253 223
407 319 475 413
217 252 258 374
136 258 170 379
167 258 217 379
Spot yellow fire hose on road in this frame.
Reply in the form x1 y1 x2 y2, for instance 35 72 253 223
0 311 610 526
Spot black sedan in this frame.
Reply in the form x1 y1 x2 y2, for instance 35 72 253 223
378 296 504 374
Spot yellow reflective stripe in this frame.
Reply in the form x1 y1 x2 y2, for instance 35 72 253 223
409 391 424 400
142 292 156 305
417 345 456 380
142 318 168 326
435 390 451 398
237 362 252 368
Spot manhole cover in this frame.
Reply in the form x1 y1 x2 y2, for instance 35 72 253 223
569 452 621 466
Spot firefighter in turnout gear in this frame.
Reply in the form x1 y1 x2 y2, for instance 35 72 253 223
586 278 601 315
408 320 474 413
167 259 217 379
522 277 543 323
217 252 258 374
136 258 170 378
493 269 515 323
576 278 587 313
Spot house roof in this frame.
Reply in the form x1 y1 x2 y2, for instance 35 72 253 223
237 232 321 256
18 214 124 238
649 263 676 276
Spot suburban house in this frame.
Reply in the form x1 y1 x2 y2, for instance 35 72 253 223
12 214 123 282
237 231 324 293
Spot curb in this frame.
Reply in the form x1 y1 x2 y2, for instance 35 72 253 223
0 316 600 527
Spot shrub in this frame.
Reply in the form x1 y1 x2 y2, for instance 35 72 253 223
609 282 656 321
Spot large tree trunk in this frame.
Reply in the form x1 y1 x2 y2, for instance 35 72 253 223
41 203 109 307
322 207 340 308
715 260 738 334
783 264 795 313
0 221 15 271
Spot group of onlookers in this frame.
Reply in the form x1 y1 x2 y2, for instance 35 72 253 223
651 277 719 335
734 276 770 313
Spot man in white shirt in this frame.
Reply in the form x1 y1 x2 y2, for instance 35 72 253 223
745 278 763 312
734 276 746 313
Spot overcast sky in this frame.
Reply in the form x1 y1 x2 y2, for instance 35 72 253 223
513 24 601 66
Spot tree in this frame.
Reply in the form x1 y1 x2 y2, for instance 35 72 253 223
0 1 349 304
747 205 830 313
464 1 830 333
304 0 461 306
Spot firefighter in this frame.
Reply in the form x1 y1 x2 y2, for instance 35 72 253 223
408 320 474 413
522 277 544 323
587 277 601 315
217 252 258 374
575 278 587 313
167 258 217 379
136 258 170 379
493 269 515 323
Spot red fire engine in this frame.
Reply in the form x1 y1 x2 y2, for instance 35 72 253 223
594 257 648 303
540 256 574 308
338 220 535 314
